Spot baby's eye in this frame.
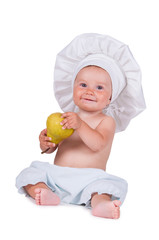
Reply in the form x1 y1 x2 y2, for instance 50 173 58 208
97 85 103 90
80 83 87 87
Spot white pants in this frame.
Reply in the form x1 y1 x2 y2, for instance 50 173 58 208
16 161 128 207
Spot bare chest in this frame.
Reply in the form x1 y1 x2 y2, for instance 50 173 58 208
54 131 111 170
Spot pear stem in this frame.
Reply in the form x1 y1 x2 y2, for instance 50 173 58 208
41 147 50 154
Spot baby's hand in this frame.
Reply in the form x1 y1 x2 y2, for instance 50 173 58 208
61 112 82 130
39 128 56 150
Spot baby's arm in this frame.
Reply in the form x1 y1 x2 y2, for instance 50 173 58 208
39 129 58 154
77 117 115 151
61 112 116 152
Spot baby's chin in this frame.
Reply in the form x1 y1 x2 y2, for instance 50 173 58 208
77 106 105 113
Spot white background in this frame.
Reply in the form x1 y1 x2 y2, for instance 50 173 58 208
0 0 158 239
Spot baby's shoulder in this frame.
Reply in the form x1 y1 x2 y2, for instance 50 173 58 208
100 114 115 123
97 114 116 131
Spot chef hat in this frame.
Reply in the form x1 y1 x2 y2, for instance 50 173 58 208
54 33 146 132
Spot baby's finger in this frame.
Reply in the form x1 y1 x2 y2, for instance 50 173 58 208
62 121 73 129
40 135 51 144
47 142 56 148
61 112 72 118
42 128 47 136
44 136 52 142
62 122 69 129
39 129 47 139
66 120 74 129
60 118 68 126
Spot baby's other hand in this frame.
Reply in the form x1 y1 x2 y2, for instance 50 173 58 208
61 112 82 130
39 128 56 150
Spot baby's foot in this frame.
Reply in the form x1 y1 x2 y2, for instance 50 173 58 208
92 200 121 219
34 188 60 206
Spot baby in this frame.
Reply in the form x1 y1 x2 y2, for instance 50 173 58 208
16 33 146 219
25 66 119 218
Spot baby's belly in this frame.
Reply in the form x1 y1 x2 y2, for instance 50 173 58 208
53 134 111 170
54 147 108 170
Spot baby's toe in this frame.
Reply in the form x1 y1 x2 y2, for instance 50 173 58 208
34 188 41 194
35 195 41 205
113 207 120 219
35 190 41 205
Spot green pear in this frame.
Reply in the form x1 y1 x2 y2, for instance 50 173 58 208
46 112 74 144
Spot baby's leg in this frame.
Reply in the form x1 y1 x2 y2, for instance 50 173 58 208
91 193 121 219
24 182 60 206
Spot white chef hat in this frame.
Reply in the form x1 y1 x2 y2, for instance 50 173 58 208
54 33 146 132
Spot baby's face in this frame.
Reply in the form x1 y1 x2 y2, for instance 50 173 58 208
73 66 112 112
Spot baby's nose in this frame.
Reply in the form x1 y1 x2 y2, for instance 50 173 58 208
86 89 94 95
